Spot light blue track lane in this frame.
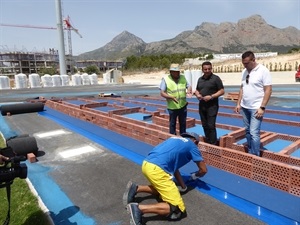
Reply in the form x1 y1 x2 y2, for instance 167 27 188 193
26 162 96 225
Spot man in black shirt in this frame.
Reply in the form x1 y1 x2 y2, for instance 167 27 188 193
194 61 224 145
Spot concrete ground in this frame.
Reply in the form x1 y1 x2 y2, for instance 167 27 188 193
3 112 266 225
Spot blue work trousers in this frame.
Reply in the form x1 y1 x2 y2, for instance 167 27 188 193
167 105 187 135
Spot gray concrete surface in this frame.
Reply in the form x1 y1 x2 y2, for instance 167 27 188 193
3 109 266 225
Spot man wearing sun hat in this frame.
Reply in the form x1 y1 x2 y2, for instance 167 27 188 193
123 132 207 224
160 63 193 135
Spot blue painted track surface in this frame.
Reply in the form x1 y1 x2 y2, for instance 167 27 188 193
26 162 96 225
34 106 299 224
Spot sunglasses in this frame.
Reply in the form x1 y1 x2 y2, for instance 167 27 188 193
246 74 250 84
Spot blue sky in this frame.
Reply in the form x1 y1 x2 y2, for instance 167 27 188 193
0 0 299 55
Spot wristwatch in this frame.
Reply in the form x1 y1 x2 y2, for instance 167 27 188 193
260 106 266 110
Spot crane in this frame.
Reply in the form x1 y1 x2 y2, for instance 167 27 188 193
63 16 82 73
0 16 82 73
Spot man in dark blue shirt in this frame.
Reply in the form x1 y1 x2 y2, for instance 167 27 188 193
194 61 225 145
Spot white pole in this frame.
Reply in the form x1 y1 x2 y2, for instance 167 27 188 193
54 0 66 75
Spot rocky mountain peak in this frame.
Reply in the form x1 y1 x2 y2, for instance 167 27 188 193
110 30 145 45
77 15 300 61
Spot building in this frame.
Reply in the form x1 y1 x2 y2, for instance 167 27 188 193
0 50 60 77
0 50 124 78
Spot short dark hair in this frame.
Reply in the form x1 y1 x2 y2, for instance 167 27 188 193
242 51 255 59
201 61 212 68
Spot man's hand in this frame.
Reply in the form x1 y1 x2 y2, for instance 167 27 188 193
195 94 202 100
235 105 241 114
202 95 212 102
255 108 265 118
0 154 9 164
172 97 179 104
186 92 193 98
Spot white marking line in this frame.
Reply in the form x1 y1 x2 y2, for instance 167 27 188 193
60 146 96 158
35 129 68 138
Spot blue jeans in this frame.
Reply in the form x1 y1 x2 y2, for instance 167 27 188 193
167 105 187 135
241 107 263 156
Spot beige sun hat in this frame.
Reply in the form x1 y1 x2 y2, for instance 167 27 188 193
169 63 180 71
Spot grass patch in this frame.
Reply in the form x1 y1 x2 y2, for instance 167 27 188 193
0 132 6 149
0 179 52 225
1 131 52 225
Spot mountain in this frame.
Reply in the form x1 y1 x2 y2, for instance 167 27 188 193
77 31 146 61
77 15 300 61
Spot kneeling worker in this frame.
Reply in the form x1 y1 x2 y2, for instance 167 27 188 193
123 132 207 224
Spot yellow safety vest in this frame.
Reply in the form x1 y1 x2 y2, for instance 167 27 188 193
164 75 187 110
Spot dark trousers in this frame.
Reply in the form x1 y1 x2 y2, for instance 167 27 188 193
199 102 219 145
167 105 187 135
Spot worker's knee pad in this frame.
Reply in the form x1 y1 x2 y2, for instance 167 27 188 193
167 203 186 220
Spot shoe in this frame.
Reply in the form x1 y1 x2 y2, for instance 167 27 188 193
168 210 187 221
123 181 137 207
127 203 142 225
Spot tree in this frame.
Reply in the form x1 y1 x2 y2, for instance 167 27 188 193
124 52 211 71
84 65 100 74
39 67 57 75
206 53 214 60
287 48 300 53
